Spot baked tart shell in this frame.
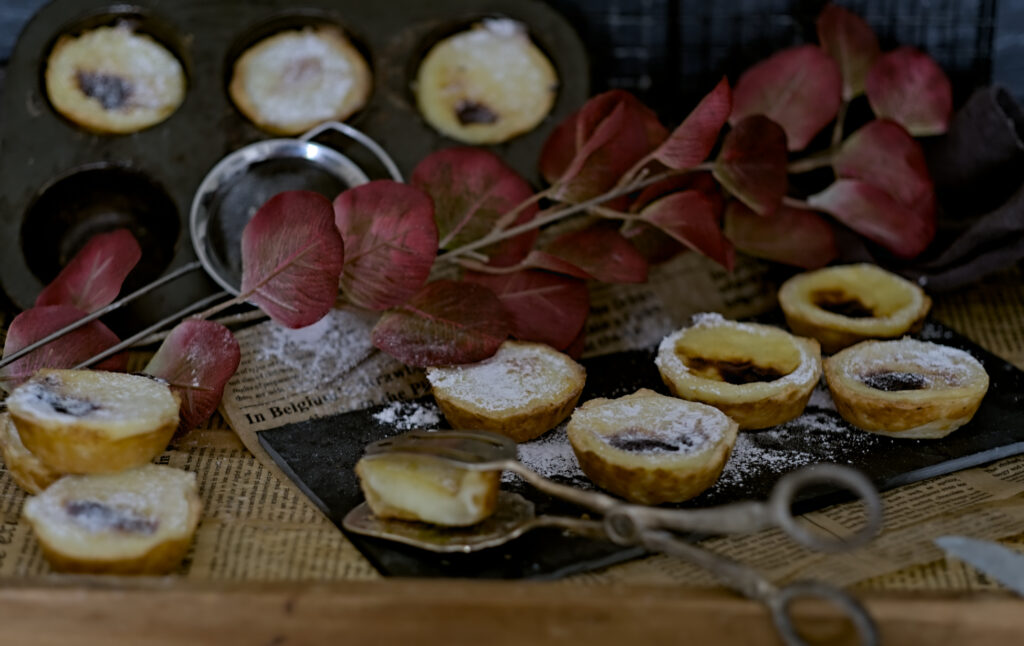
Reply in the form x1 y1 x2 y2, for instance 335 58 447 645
824 339 989 439
779 264 931 354
0 413 61 494
567 389 738 505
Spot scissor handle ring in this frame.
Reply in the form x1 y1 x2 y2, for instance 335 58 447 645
770 581 879 646
770 464 883 553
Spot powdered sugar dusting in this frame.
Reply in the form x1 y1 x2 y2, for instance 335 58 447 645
840 337 984 389
427 343 580 413
502 424 588 486
372 400 441 430
579 397 728 457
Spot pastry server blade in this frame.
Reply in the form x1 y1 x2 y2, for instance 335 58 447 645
935 535 1024 597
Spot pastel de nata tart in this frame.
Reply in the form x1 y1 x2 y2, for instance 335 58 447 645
824 338 989 439
655 313 822 430
779 264 931 354
415 18 558 144
230 26 371 135
567 389 738 505
45 24 186 134
356 453 499 527
22 464 201 575
0 412 61 495
426 341 585 443
6 369 180 475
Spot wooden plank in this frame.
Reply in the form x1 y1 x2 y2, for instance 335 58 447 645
0 579 1021 645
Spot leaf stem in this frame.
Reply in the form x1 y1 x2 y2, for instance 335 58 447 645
440 170 687 263
493 185 556 231
788 151 835 174
192 294 247 322
832 100 849 147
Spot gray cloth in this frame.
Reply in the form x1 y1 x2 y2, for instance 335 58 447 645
840 86 1024 291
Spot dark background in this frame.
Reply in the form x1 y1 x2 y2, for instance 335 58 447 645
2 0 1022 119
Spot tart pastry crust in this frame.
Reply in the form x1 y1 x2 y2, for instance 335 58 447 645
7 369 180 475
356 453 499 526
22 464 201 575
415 19 558 144
45 24 186 134
655 313 822 430
779 264 931 353
230 26 371 135
427 341 585 443
0 413 61 495
824 338 989 439
567 389 738 504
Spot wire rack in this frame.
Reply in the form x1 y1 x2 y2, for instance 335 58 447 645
548 0 997 119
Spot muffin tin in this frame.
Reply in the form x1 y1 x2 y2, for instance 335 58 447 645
0 0 588 329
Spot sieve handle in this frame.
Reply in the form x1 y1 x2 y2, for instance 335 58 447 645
299 122 404 182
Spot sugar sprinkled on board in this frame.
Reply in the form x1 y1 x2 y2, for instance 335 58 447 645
503 424 588 486
372 400 441 430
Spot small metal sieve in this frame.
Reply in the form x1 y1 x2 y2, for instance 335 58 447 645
0 121 401 371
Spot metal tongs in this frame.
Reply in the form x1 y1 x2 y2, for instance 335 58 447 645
344 430 883 646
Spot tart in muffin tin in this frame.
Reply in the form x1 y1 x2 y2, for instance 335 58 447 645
0 0 588 327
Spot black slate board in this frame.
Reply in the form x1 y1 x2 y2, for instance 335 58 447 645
259 320 1024 579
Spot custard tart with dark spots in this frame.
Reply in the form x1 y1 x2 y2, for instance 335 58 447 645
415 19 558 144
22 465 201 574
6 369 179 475
0 413 60 494
779 264 931 353
567 389 737 504
655 314 821 430
45 25 185 134
824 338 989 439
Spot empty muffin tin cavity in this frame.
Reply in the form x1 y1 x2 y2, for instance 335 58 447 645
225 12 374 132
22 166 180 294
40 7 192 131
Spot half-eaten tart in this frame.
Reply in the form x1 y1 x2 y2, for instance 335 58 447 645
45 24 186 134
567 389 738 504
824 338 989 439
415 18 558 144
6 369 180 475
0 412 61 495
655 313 822 430
778 264 931 354
356 453 500 527
229 25 372 135
426 341 585 443
22 464 202 575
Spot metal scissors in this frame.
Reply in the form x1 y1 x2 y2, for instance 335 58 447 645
345 429 883 646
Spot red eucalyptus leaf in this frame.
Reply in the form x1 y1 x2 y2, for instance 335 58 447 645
621 223 686 264
865 47 952 136
411 148 538 266
631 172 719 213
144 320 241 432
833 119 934 208
371 280 509 367
713 115 788 217
808 179 935 257
0 305 126 389
334 181 438 311
816 3 881 100
652 77 732 169
731 45 842 151
514 251 593 280
539 90 667 201
563 324 587 360
638 190 734 270
35 228 141 312
541 224 648 284
241 191 343 329
464 270 589 351
724 201 837 269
